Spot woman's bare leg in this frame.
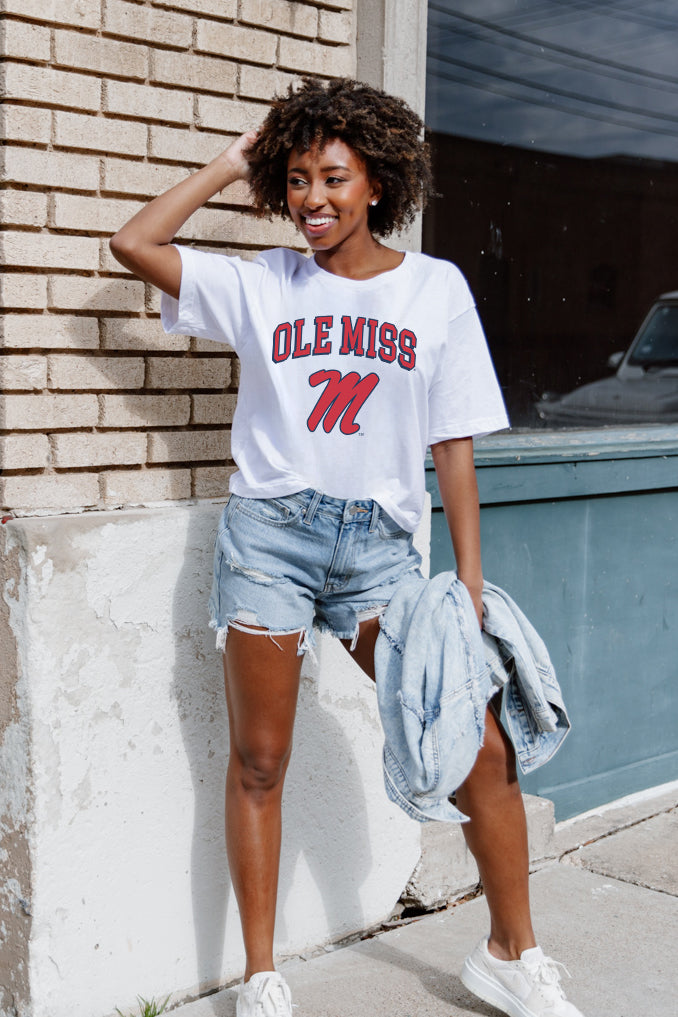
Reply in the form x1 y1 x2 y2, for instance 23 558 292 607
345 617 536 962
455 703 536 960
223 627 303 980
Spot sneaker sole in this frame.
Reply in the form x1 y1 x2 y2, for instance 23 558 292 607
460 955 537 1017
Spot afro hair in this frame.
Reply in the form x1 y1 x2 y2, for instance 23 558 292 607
246 77 434 238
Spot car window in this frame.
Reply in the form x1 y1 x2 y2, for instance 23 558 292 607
629 307 678 368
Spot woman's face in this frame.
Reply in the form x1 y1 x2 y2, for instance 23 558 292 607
286 137 381 254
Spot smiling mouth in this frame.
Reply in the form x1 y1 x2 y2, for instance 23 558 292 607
302 215 337 227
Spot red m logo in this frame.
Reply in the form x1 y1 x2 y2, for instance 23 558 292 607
307 370 380 435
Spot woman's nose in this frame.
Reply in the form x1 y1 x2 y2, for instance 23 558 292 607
305 180 326 208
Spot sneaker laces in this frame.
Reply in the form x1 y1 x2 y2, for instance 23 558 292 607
252 973 294 1017
525 954 572 1003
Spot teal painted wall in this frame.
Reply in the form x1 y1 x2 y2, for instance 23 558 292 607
427 427 678 819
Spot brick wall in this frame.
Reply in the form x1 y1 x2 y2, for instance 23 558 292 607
0 0 355 514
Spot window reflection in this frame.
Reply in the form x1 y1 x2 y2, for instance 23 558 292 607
424 0 678 428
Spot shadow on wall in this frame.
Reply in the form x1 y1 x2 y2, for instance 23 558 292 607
171 507 374 994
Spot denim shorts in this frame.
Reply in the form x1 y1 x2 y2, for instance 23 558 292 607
209 489 423 654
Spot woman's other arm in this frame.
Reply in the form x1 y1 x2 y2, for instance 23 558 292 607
109 130 258 300
430 436 484 628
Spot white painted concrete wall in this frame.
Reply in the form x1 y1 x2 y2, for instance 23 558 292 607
1 502 428 1017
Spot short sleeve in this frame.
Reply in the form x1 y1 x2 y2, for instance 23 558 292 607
160 245 264 351
427 298 509 444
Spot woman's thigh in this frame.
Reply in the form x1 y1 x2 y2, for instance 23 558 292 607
224 626 304 771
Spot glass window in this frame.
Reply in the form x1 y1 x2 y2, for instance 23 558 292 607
424 1 678 428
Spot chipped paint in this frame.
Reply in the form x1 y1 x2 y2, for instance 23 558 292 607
0 504 424 1017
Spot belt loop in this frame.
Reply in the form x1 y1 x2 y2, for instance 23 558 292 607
369 500 380 533
303 489 323 525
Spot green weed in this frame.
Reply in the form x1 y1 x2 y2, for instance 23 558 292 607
115 995 170 1017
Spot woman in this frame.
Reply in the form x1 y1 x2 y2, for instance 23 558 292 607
110 78 584 1017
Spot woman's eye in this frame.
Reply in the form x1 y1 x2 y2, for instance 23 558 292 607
288 177 306 187
326 176 345 185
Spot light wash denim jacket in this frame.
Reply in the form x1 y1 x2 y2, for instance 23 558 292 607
374 573 570 823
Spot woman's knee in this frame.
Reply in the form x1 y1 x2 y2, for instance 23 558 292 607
229 741 292 795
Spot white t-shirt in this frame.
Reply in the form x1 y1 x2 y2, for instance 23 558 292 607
161 246 508 532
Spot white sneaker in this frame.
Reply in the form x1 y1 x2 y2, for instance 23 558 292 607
461 937 585 1017
236 971 294 1017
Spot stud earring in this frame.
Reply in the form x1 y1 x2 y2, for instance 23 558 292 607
370 199 379 206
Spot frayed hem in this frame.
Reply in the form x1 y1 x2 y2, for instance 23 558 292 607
209 616 317 661
316 604 388 650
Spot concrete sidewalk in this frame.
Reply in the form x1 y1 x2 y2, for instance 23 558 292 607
175 784 677 1017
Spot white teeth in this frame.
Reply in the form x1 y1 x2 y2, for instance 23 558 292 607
305 216 335 226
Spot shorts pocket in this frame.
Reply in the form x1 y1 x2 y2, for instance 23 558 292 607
233 494 304 527
377 508 409 540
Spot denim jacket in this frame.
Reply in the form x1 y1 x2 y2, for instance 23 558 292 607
374 573 570 823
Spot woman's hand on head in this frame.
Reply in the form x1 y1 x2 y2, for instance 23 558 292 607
217 130 260 185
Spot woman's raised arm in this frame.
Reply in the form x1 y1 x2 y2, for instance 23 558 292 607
109 130 258 300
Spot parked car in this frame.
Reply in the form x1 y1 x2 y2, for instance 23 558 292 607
536 291 678 425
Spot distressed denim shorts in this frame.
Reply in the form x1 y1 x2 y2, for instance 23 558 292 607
209 489 423 654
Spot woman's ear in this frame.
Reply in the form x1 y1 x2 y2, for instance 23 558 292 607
370 180 383 206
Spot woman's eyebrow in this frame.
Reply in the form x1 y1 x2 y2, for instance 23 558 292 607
287 163 351 173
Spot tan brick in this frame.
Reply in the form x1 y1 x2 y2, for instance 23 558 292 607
52 432 147 468
278 36 353 76
191 337 236 354
318 8 353 44
54 111 147 158
151 0 237 16
103 79 192 125
195 95 265 135
1 147 100 191
51 194 142 235
192 393 237 424
101 317 188 352
0 104 51 144
176 207 300 248
104 0 192 49
195 21 277 65
150 49 237 95
0 433 50 470
0 62 101 112
0 314 100 350
0 473 99 512
238 64 296 102
146 356 230 390
146 286 162 316
0 393 98 429
99 394 190 427
102 159 189 199
317 0 352 8
54 29 148 79
98 240 124 274
193 465 236 498
149 124 239 169
0 0 101 29
0 19 51 61
148 429 230 463
0 191 48 228
47 354 145 390
49 276 145 313
240 0 317 37
0 232 99 272
0 275 48 310
0 355 47 390
102 468 191 505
